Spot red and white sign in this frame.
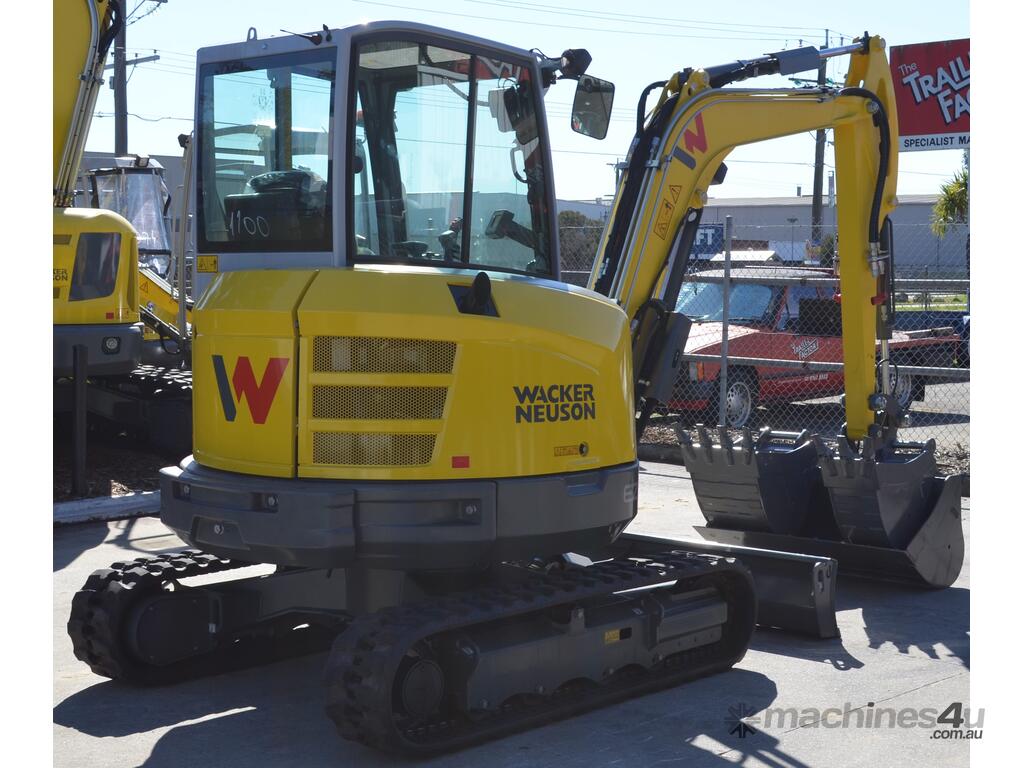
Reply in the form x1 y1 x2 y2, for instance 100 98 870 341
889 38 970 152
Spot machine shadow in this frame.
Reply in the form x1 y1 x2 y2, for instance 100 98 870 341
138 668 795 768
840 581 970 667
53 521 111 573
53 651 331 739
57 665 799 768
749 628 865 671
53 517 184 573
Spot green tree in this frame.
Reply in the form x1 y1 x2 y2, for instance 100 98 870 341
931 152 969 237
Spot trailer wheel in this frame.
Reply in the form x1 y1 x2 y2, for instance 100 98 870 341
713 369 758 428
880 364 915 411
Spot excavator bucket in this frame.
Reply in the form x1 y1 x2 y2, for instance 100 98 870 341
680 426 965 588
678 426 830 536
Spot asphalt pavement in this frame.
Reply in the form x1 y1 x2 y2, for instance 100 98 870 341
53 461 970 768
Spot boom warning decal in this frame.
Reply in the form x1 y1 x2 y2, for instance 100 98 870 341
514 384 597 424
656 114 708 239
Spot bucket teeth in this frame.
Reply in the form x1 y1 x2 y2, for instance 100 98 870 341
696 424 713 462
673 424 696 465
717 426 735 465
836 437 857 461
811 435 838 478
740 429 754 465
687 425 965 587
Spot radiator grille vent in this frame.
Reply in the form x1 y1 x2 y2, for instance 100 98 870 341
312 432 436 466
312 385 447 420
313 336 456 374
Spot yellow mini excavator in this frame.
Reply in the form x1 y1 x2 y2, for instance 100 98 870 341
68 21 961 754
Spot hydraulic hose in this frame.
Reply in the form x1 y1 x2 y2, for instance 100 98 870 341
635 80 668 135
838 87 891 247
99 0 124 58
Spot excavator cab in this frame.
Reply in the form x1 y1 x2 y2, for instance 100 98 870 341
177 23 645 564
86 155 173 277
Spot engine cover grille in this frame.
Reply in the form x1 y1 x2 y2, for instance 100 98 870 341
312 385 448 421
313 336 456 374
312 432 437 466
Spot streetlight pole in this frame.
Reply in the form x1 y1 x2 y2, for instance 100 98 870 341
787 217 798 262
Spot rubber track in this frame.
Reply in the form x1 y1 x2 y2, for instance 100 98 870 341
125 365 192 397
325 551 755 756
67 550 331 685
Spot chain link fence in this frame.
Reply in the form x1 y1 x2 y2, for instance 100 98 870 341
558 219 970 474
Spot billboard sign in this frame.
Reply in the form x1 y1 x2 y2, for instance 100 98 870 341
691 223 724 255
890 38 970 152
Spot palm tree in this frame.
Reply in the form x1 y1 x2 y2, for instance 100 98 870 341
931 152 969 237
930 152 970 288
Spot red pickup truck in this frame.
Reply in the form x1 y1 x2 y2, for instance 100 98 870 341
669 265 959 428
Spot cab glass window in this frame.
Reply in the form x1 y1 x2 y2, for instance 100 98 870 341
352 39 552 275
69 232 121 301
198 49 335 252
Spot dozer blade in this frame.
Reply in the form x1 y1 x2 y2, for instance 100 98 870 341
612 532 838 638
681 427 965 589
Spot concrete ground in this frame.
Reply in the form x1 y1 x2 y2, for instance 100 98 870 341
53 461 970 768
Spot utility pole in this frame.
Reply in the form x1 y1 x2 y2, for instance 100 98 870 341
111 1 167 155
810 29 829 249
114 17 127 155
607 158 626 188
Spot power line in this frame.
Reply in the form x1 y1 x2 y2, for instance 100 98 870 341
125 0 148 21
464 0 833 38
127 0 166 26
352 0 799 42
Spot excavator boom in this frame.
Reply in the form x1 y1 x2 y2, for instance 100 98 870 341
590 36 898 440
591 36 964 588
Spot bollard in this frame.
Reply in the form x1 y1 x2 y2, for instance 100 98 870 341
72 344 88 497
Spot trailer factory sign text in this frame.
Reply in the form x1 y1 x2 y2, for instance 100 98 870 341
890 38 970 152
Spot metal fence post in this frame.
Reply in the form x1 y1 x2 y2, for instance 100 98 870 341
718 216 733 426
72 344 88 497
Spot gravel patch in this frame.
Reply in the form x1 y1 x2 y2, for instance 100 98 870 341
53 422 181 502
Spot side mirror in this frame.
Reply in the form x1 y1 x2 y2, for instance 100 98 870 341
571 75 614 140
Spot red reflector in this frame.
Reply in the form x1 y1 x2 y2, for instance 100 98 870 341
105 312 115 319
451 456 470 469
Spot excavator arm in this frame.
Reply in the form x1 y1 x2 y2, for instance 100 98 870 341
590 35 899 441
54 0 122 207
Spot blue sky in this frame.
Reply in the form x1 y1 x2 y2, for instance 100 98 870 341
85 0 969 201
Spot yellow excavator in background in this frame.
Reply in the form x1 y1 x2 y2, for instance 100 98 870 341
53 0 142 377
68 21 962 755
82 154 193 364
54 0 193 455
